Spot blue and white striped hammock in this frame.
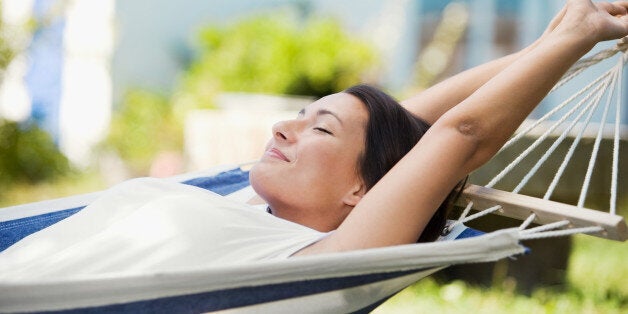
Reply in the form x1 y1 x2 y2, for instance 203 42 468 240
0 166 524 313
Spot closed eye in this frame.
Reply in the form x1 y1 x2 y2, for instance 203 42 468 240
314 127 333 135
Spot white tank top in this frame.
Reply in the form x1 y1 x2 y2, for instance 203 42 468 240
0 178 327 279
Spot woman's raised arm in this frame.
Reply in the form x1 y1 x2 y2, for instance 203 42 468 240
400 3 571 125
401 47 534 125
296 0 628 255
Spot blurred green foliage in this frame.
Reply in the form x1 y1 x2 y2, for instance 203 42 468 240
0 119 70 190
176 14 377 110
106 14 377 173
103 90 182 175
0 32 15 74
0 4 16 73
0 1 71 195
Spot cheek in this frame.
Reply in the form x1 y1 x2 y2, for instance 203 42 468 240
302 142 342 167
309 144 361 180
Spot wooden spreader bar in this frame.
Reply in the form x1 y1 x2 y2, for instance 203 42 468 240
459 184 627 241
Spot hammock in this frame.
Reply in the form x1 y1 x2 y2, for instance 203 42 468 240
0 166 523 313
0 43 626 312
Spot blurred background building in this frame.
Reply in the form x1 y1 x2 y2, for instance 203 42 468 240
0 0 625 169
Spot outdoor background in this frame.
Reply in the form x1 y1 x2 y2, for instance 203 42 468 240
0 0 625 313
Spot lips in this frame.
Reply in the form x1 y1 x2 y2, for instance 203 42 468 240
267 148 290 162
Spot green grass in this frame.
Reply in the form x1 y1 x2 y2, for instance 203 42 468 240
374 235 627 313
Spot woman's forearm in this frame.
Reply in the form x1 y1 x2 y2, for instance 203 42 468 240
401 39 541 124
435 31 594 172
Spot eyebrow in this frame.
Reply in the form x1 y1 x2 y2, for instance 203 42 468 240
299 108 344 125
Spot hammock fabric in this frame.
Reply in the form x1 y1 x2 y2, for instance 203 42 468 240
0 166 524 313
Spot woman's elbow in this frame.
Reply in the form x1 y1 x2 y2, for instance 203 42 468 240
437 115 496 171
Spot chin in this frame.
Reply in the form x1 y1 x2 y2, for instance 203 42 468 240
249 163 275 204
248 163 264 194
249 163 297 214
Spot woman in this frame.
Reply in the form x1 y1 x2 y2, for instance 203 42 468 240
253 0 628 255
1 0 627 277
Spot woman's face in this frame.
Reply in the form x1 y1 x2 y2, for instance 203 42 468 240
249 92 368 231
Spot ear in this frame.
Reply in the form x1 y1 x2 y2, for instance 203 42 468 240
342 181 366 207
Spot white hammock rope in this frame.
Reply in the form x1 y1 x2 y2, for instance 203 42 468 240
512 79 609 194
519 226 604 240
544 94 604 200
519 220 571 235
611 53 625 215
454 43 627 242
578 56 623 208
500 69 613 152
455 201 475 224
518 213 537 231
486 77 610 188
544 60 622 199
445 203 500 234
464 205 502 222
553 38 628 92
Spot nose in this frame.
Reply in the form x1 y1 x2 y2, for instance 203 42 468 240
272 119 300 143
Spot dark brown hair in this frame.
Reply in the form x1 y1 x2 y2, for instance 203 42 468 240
344 84 465 242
